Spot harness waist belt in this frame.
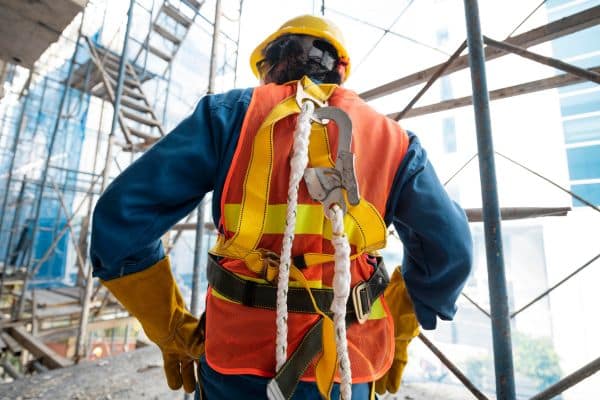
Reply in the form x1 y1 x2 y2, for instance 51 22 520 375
207 254 389 324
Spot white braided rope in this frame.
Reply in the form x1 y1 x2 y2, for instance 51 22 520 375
327 204 353 400
275 100 315 371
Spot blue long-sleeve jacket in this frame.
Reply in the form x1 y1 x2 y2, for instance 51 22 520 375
90 87 472 330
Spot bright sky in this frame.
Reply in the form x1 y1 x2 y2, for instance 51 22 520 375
230 0 552 91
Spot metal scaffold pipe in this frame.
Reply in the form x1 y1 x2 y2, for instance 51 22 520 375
0 178 28 300
207 0 223 95
0 73 33 299
463 1 516 399
76 0 136 361
185 3 222 400
191 0 222 315
0 72 32 242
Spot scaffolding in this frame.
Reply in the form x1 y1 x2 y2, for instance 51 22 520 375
0 0 242 378
0 1 599 399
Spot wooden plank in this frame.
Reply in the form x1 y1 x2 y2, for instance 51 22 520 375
1 332 23 356
25 289 77 308
8 327 72 369
47 287 81 301
182 0 203 11
122 110 160 126
172 222 216 231
162 3 193 27
0 319 29 330
465 207 571 222
35 304 82 319
389 66 600 119
37 316 137 340
1 360 22 380
152 23 182 45
34 299 112 320
361 5 600 100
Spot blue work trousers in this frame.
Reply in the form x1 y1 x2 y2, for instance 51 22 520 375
197 356 371 399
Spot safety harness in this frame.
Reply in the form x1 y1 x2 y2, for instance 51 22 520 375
209 77 391 400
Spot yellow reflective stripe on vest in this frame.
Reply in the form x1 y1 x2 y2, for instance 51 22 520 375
222 202 387 252
224 203 325 235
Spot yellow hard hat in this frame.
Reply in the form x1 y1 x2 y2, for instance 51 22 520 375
250 15 351 82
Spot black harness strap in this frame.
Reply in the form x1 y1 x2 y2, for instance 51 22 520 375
207 254 389 324
266 318 324 400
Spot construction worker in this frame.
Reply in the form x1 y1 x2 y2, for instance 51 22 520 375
90 15 472 400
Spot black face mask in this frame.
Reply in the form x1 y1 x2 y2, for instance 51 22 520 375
258 35 342 85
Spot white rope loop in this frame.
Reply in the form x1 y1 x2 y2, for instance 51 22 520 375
275 100 315 371
275 100 353 400
327 204 353 400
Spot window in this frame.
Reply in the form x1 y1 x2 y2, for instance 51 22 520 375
547 0 600 20
566 145 600 180
563 114 600 144
571 183 600 206
552 26 600 61
442 117 457 153
440 76 453 101
559 89 600 117
546 0 570 7
559 81 597 95
436 28 449 46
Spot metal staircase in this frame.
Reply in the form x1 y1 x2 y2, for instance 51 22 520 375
134 0 204 73
72 38 165 151
69 1 205 151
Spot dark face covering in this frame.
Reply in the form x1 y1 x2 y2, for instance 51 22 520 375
258 35 342 85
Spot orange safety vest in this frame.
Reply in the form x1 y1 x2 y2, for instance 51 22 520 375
205 77 409 383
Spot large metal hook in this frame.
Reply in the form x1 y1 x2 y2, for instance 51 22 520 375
303 106 360 213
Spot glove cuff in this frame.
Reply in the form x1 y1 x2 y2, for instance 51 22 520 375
101 256 191 344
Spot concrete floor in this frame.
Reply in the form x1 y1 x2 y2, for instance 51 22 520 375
0 346 475 399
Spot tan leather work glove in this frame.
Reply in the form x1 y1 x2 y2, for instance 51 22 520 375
375 267 420 395
102 257 205 393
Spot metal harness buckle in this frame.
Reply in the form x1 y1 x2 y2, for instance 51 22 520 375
258 249 280 284
351 281 371 324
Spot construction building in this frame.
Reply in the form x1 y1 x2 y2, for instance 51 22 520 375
0 0 599 399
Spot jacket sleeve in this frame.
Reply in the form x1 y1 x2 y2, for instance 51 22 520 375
385 132 473 330
90 88 252 281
